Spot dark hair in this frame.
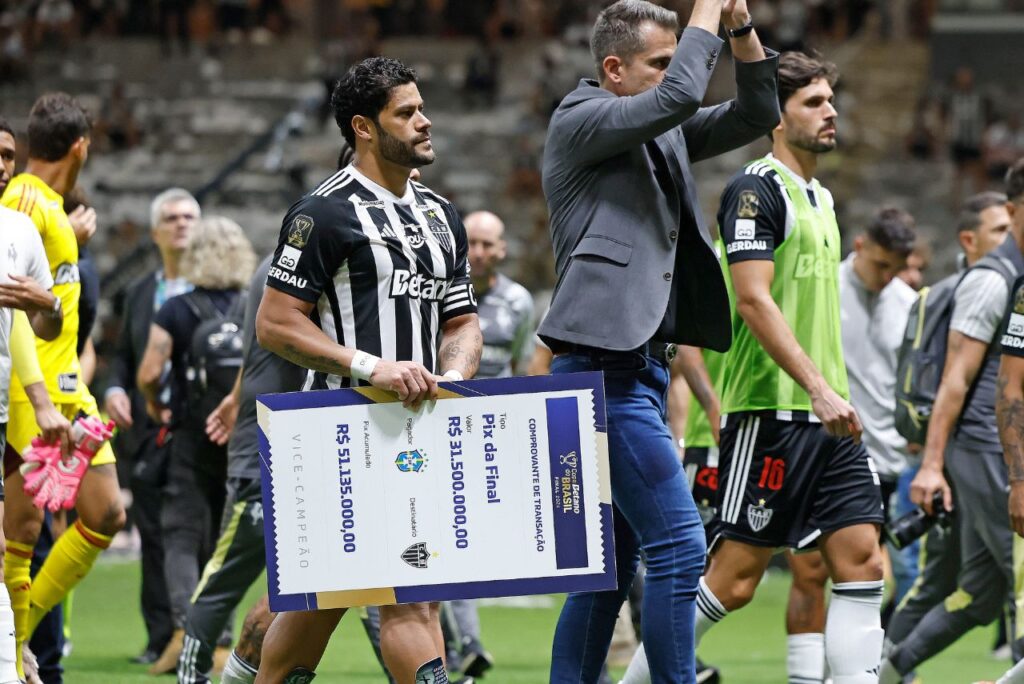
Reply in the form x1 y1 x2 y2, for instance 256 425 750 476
331 57 417 149
337 142 355 170
957 191 1008 233
27 92 91 162
1006 157 1024 204
590 0 678 80
866 207 916 257
778 52 839 109
0 116 13 139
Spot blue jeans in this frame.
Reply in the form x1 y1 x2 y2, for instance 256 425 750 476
549 354 706 684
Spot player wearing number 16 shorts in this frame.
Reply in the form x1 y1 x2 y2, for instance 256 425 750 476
692 52 885 684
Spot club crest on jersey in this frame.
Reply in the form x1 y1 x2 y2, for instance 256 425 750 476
425 209 453 253
287 215 314 248
738 190 760 218
747 499 773 532
404 223 426 248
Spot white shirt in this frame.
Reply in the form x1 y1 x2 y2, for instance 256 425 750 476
839 254 917 478
0 205 54 422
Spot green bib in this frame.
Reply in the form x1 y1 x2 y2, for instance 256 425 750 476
720 157 850 415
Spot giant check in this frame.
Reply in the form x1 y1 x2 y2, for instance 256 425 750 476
257 372 614 612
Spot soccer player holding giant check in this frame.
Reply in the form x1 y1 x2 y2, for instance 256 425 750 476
255 57 482 684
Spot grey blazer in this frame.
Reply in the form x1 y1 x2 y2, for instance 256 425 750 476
538 28 780 353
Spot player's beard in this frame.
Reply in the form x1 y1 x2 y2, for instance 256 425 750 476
789 125 837 154
377 125 435 169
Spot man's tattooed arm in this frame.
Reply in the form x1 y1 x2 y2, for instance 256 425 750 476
279 343 350 376
998 369 1024 482
256 287 355 376
438 313 483 379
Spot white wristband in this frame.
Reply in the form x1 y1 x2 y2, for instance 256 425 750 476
443 369 464 382
350 351 381 382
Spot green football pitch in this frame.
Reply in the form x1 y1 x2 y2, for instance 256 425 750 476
63 560 1006 682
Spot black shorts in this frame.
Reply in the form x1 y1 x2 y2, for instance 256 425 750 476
712 413 884 550
683 445 719 529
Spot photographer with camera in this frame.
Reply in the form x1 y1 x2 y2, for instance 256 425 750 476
880 174 1024 680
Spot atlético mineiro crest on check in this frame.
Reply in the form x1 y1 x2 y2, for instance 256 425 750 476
402 542 433 569
395 449 427 473
747 499 773 532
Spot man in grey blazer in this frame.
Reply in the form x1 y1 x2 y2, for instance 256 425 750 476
538 1 779 682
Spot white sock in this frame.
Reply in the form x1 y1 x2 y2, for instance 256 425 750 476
998 657 1024 684
877 658 900 684
0 586 17 684
695 577 728 645
788 633 825 683
221 650 258 684
826 581 884 684
619 642 649 684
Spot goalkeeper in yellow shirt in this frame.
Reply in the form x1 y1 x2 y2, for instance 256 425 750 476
0 93 126 677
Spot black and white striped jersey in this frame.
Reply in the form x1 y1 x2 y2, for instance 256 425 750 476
267 164 477 390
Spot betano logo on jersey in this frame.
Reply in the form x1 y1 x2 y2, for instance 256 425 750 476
793 253 837 280
389 269 450 302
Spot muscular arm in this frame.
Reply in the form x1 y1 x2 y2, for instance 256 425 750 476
255 287 354 376
257 286 437 407
555 1 726 166
732 261 831 398
677 345 718 418
731 259 860 438
999 356 1024 536
438 313 483 380
918 331 989 473
137 324 173 403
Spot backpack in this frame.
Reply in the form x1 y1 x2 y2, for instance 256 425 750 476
894 253 1017 444
181 290 246 424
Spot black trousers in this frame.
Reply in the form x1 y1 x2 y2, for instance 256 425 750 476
129 431 174 653
160 428 227 629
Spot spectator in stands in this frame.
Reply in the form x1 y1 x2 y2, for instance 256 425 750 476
0 11 28 83
943 67 991 208
906 95 942 161
158 0 191 56
94 82 141 152
464 35 501 108
774 0 809 51
137 216 255 674
984 112 1024 182
32 0 74 50
218 0 249 44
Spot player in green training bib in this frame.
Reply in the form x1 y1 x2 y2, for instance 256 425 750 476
696 53 885 684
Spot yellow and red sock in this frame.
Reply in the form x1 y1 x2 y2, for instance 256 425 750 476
4 540 34 678
27 520 111 635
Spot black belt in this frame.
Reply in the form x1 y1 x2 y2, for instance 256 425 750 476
552 340 678 368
